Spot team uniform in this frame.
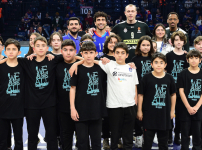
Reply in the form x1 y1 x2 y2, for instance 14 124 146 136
166 27 190 52
177 69 202 150
139 73 176 150
92 31 110 58
111 20 152 62
0 62 25 150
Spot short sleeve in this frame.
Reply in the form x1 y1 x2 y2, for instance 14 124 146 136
53 55 64 64
134 69 139 85
70 72 78 86
111 25 118 34
170 75 176 95
138 75 146 95
177 72 184 89
99 60 111 74
17 57 29 69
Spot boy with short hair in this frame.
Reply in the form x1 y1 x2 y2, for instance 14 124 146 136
0 38 24 150
70 41 107 150
165 31 189 144
56 39 77 150
177 49 202 150
137 52 176 150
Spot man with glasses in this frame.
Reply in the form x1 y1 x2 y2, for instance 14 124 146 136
166 12 190 52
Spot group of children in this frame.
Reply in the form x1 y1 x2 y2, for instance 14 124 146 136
1 24 202 150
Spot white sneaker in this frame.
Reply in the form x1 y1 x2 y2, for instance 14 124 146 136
153 134 158 144
135 135 143 148
118 138 123 149
103 138 110 149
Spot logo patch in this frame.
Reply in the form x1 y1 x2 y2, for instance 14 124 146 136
129 68 132 72
137 27 141 33
124 28 127 33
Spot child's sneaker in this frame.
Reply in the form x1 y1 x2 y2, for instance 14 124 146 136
118 138 123 149
135 135 143 148
103 138 110 149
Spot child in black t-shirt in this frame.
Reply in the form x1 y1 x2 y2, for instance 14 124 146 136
137 52 176 150
70 41 107 150
193 36 202 68
166 31 189 144
56 39 77 150
48 32 63 55
177 50 202 150
0 39 24 150
131 35 155 148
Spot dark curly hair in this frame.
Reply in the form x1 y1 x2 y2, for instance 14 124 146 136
93 11 108 22
103 34 121 54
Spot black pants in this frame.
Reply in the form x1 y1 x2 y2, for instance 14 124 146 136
170 96 181 135
181 120 201 150
58 111 75 150
142 129 169 150
7 123 12 147
25 106 58 150
76 118 102 150
0 118 23 150
108 106 136 150
102 116 110 139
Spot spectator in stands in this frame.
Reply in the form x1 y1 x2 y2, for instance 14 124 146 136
58 29 63 36
184 0 193 10
148 21 155 32
115 16 122 25
136 10 143 21
107 15 113 26
43 13 52 34
183 10 192 22
141 0 148 8
18 18 27 32
84 20 90 30
187 19 197 32
36 11 41 20
52 12 63 30
191 26 201 45
69 10 76 18
27 26 35 38
63 20 68 30
64 14 70 22
24 13 31 25
105 25 111 32
155 9 163 23
198 21 202 31
195 10 200 22
144 7 152 24
196 15 202 26
37 25 48 38
32 16 41 28
85 12 93 26
194 0 202 9
27 9 32 19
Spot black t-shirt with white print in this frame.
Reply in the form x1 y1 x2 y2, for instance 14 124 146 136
177 69 202 121
56 60 78 113
139 72 176 130
131 55 152 83
0 62 25 119
166 51 189 84
70 64 107 121
18 56 63 109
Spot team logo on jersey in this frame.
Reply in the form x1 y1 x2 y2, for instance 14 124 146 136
93 36 96 42
124 28 127 33
137 27 141 33
129 68 132 72
131 32 134 39
112 71 117 76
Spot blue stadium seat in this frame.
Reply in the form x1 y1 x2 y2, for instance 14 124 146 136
114 3 121 8
105 3 112 8
122 0 129 4
113 0 121 4
69 3 76 8
105 0 112 3
131 0 138 4
114 8 121 13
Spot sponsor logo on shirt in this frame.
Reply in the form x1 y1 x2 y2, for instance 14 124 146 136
112 71 117 76
63 68 71 91
35 65 49 89
7 72 20 96
171 60 184 83
137 27 141 33
124 28 127 33
188 79 201 101
118 77 126 82
152 84 167 109
141 60 151 77
129 68 132 72
123 39 139 45
93 36 96 42
87 72 100 96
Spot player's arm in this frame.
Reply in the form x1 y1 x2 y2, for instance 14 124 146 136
70 86 79 121
69 60 84 77
170 93 176 119
179 88 196 115
137 94 143 121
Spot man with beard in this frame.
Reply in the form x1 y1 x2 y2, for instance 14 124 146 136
92 11 110 58
166 12 190 52
63 17 81 53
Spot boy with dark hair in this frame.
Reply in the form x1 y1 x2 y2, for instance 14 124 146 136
92 11 110 58
137 52 176 150
70 41 107 149
0 38 24 150
166 31 189 144
177 49 202 150
56 39 77 150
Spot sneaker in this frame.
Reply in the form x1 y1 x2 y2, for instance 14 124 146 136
153 134 158 144
135 136 143 148
118 138 123 149
57 136 62 147
103 138 110 149
174 133 181 145
168 131 173 145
